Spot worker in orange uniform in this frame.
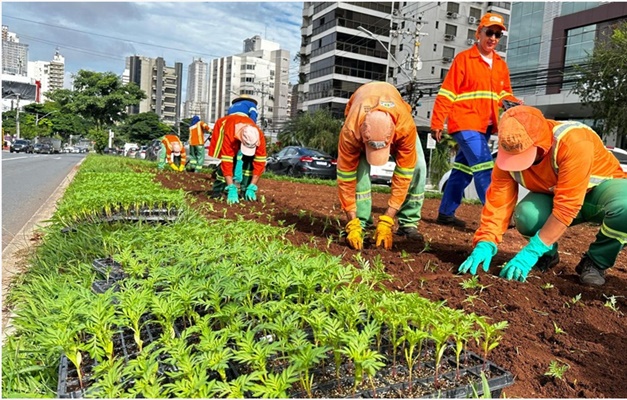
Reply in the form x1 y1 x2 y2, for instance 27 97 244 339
208 114 267 204
459 106 627 286
431 12 521 227
188 115 211 173
337 81 427 251
158 134 186 172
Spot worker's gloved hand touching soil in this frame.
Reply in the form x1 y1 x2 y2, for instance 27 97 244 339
500 232 552 282
374 215 394 250
244 184 258 201
458 241 497 275
226 184 239 205
345 218 363 250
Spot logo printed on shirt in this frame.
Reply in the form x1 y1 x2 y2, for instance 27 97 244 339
379 101 395 108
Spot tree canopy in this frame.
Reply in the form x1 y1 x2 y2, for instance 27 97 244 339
277 109 343 156
117 112 171 144
573 21 627 143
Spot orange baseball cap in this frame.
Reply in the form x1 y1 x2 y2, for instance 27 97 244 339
360 111 394 166
479 13 507 32
234 123 260 156
496 106 552 171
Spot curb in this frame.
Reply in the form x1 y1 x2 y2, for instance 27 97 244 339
1 158 85 343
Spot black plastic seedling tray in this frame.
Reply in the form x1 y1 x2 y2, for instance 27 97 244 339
92 258 125 281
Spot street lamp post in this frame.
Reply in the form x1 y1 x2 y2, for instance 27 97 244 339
35 110 58 127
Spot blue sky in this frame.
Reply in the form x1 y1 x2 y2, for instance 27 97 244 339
2 1 304 87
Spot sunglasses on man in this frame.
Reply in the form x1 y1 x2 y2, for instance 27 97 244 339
484 28 503 39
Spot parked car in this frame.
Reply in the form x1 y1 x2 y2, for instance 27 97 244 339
33 143 53 154
438 146 627 202
370 155 396 185
134 145 148 159
145 139 162 161
10 139 33 153
266 146 337 179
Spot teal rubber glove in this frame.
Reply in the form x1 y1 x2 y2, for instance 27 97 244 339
234 151 244 183
226 184 239 205
500 232 552 282
458 242 497 275
244 184 258 201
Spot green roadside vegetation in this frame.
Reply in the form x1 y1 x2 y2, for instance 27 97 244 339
2 155 502 398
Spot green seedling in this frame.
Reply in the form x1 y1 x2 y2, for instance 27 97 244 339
418 239 432 254
603 294 622 314
545 360 569 380
400 250 415 263
552 321 566 335
540 282 554 290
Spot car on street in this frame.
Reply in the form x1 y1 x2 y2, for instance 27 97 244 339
10 139 33 153
134 145 148 159
370 155 395 185
266 146 337 179
33 143 53 154
145 139 162 161
438 147 627 202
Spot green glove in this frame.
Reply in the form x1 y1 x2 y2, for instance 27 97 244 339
234 151 244 183
500 232 552 282
458 242 497 275
244 184 258 201
226 184 239 205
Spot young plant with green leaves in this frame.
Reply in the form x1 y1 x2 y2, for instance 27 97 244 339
476 318 509 370
339 323 386 396
118 282 151 352
545 360 569 380
288 332 330 398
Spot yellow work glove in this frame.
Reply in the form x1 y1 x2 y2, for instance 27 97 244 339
374 215 394 250
345 218 363 250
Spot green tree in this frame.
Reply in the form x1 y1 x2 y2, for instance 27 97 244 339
573 21 627 144
47 70 145 130
277 109 343 156
118 112 171 144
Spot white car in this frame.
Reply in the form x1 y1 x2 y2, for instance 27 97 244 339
438 147 627 201
370 155 395 185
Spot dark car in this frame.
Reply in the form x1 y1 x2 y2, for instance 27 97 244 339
10 139 33 153
33 143 53 154
266 146 337 179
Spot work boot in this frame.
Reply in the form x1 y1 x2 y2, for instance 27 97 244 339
534 252 560 272
395 226 424 241
575 254 606 286
436 213 466 227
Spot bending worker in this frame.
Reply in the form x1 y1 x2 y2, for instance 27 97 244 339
459 105 627 286
208 114 266 204
158 134 186 172
431 12 520 227
337 81 427 251
227 95 259 184
188 115 211 173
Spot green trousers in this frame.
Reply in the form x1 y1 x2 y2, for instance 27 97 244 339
356 134 427 229
514 179 627 269
212 155 254 196
188 145 205 172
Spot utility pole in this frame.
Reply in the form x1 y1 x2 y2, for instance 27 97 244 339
15 94 21 140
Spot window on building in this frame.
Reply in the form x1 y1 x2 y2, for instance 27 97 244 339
445 24 457 36
431 66 435 74
427 111 431 119
487 2 511 10
469 7 481 19
433 44 437 51
467 29 476 40
440 68 449 80
400 44 404 52
435 21 439 29
447 2 460 13
442 46 455 60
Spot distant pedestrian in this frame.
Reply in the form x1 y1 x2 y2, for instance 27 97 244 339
337 81 427 251
207 114 267 204
458 106 627 286
158 134 186 172
188 115 210 173
431 12 520 227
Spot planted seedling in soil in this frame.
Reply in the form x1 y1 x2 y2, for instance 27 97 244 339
545 360 569 380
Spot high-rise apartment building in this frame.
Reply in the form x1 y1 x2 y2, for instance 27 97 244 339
208 35 290 135
2 25 28 76
298 2 396 118
183 58 209 120
126 55 183 126
48 48 65 91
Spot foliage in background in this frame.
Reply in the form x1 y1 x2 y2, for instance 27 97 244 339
573 21 627 145
277 109 343 156
117 112 171 145
429 133 457 186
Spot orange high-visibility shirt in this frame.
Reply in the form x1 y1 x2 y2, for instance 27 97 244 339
337 82 418 212
473 121 626 246
162 134 186 167
208 114 267 177
189 121 210 146
431 45 518 134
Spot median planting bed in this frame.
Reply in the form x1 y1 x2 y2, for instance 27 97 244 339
2 155 625 398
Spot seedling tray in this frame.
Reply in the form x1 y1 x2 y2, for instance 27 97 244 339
92 258 125 281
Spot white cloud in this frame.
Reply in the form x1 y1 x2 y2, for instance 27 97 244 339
2 1 303 84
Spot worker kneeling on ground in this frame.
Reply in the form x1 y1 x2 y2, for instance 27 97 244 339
337 81 427 251
459 105 627 286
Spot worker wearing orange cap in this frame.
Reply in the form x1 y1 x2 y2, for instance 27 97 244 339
337 82 427 250
458 105 627 286
431 12 521 227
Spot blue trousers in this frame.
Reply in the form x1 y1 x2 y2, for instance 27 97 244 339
439 129 494 216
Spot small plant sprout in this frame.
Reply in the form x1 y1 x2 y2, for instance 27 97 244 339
418 239 432 254
545 360 569 380
400 250 415 263
541 282 554 290
424 260 438 273
460 276 481 290
552 321 566 335
476 318 509 370
603 294 623 314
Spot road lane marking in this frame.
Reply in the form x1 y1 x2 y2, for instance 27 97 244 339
2 156 29 161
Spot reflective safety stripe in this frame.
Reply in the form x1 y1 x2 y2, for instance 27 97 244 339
243 170 253 177
394 165 415 179
600 223 627 245
437 88 456 102
254 155 266 163
212 125 225 158
452 162 473 175
406 192 425 202
510 171 526 187
221 155 234 162
337 169 357 182
498 90 513 100
455 91 499 102
471 160 494 173
356 190 372 202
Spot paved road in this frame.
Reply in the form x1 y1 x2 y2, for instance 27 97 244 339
2 151 85 250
